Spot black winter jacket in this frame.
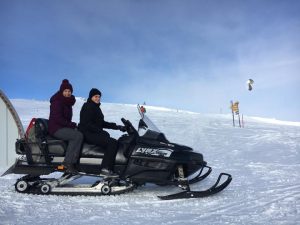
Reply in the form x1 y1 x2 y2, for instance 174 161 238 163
78 100 118 134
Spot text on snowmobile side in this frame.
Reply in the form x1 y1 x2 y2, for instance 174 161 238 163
136 147 173 157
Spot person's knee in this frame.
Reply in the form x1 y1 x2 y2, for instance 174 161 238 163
100 130 110 139
109 138 118 149
70 131 83 143
77 131 83 141
111 138 117 144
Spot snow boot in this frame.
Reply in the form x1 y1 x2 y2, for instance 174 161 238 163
100 168 119 178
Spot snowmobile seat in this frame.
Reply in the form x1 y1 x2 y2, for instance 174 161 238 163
81 143 105 158
34 118 68 157
34 118 105 158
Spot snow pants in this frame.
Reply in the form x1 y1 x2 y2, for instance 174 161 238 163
83 130 118 170
53 128 83 165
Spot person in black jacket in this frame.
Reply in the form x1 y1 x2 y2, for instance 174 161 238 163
78 88 126 177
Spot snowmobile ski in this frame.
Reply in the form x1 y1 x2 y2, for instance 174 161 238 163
188 165 212 184
158 173 232 200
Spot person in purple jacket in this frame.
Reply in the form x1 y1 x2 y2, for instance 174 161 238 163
48 79 83 174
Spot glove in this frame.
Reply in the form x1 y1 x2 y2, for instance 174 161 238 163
69 122 77 129
117 125 126 132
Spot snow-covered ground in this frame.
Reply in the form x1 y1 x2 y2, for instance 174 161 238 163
0 99 299 225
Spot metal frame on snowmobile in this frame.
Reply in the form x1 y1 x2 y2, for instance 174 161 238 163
1 105 232 200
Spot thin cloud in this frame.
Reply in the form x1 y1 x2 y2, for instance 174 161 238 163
0 0 299 121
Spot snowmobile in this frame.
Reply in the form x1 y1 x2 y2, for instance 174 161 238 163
1 105 232 200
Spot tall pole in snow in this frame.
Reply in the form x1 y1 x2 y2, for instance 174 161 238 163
237 112 241 128
234 101 241 128
230 101 235 127
242 114 244 128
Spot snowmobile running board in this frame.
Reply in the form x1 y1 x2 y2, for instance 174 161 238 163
158 173 232 200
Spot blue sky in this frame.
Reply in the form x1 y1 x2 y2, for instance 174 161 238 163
1 0 299 121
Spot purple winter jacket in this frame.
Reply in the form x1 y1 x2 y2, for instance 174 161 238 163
48 91 76 135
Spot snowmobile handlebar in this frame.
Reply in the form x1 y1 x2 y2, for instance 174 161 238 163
121 118 138 136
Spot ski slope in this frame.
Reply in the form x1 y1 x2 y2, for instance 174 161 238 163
0 98 299 225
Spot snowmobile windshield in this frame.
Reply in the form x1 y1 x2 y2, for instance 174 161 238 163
139 114 160 133
137 109 169 143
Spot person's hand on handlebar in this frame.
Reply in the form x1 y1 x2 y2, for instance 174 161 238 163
117 125 127 132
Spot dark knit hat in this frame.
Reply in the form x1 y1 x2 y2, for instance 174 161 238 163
60 79 73 93
89 88 102 99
